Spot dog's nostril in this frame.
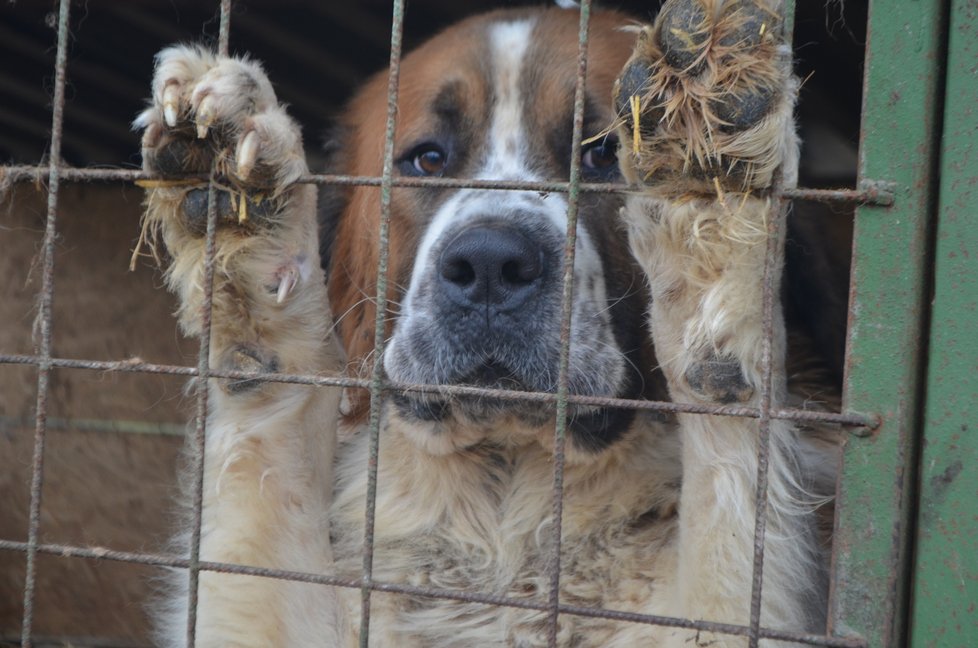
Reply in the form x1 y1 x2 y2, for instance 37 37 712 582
501 257 540 284
442 258 476 286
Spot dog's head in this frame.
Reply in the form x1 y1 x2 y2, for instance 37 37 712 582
325 8 662 454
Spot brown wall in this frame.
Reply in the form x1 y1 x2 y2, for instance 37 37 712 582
1 184 191 646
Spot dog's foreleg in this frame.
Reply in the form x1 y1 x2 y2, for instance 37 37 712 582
135 46 349 646
616 1 816 643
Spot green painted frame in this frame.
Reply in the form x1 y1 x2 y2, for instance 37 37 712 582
829 1 948 646
909 0 978 645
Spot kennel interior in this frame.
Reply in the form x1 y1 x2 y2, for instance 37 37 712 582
0 0 974 646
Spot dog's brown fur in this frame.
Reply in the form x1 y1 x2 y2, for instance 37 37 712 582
134 2 841 645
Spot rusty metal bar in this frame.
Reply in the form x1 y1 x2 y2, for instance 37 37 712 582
0 164 895 205
545 2 593 644
745 0 799 639
746 188 788 648
183 179 219 647
0 538 866 647
0 353 876 428
184 3 232 644
359 0 406 644
218 0 231 56
19 1 71 645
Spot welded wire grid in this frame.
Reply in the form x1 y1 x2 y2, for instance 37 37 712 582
0 1 886 647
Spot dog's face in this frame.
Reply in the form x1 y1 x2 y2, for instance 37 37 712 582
327 8 659 453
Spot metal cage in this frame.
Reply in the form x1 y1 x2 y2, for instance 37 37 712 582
0 0 973 646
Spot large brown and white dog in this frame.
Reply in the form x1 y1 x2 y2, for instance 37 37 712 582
135 1 842 645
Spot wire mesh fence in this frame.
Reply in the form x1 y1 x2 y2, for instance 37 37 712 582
0 0 888 646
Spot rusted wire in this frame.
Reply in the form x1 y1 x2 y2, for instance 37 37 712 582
746 185 788 648
359 1 406 644
0 352 877 429
19 1 71 646
0 164 895 205
185 4 232 644
546 2 593 644
0 537 867 648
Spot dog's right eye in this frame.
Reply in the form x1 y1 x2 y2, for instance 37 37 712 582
401 144 448 176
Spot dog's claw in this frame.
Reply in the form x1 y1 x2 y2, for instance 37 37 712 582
195 94 215 139
276 267 299 303
237 130 260 181
162 82 180 127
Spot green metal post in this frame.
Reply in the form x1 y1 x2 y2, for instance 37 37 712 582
829 0 947 645
909 0 978 645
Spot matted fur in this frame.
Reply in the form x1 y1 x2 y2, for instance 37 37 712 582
135 2 840 646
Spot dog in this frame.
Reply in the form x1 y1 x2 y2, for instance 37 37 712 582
134 1 843 645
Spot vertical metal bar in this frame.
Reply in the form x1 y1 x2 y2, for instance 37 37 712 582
20 1 71 645
747 3 795 644
184 182 220 648
909 0 977 643
185 2 232 644
829 0 947 644
360 1 406 645
218 0 231 56
746 193 786 648
546 2 592 646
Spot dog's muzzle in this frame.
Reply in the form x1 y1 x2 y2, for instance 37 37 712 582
384 200 636 450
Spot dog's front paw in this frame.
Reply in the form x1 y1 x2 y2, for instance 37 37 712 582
135 45 306 237
133 46 322 345
614 0 795 194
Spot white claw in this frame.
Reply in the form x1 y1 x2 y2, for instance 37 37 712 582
162 83 180 127
276 267 299 304
237 130 260 180
196 94 215 139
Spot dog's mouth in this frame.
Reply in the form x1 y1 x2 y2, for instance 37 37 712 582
390 355 553 426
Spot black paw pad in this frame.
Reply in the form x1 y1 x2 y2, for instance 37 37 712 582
718 0 778 50
684 356 754 404
181 187 277 236
150 137 214 176
222 343 280 394
614 59 663 137
657 0 710 73
710 83 776 131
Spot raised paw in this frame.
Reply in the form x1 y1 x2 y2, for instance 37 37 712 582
132 45 323 341
614 0 795 193
134 45 307 236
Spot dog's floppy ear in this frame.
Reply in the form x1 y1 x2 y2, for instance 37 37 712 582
317 124 352 276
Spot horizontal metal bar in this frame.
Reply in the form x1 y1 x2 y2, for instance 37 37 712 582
0 538 866 648
0 415 185 437
0 353 878 429
0 164 894 205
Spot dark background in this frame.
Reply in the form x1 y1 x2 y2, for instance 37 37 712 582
0 0 867 183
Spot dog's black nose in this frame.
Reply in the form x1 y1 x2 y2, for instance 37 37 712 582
438 225 545 310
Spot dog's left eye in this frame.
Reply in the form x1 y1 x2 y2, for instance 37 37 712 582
582 136 618 171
